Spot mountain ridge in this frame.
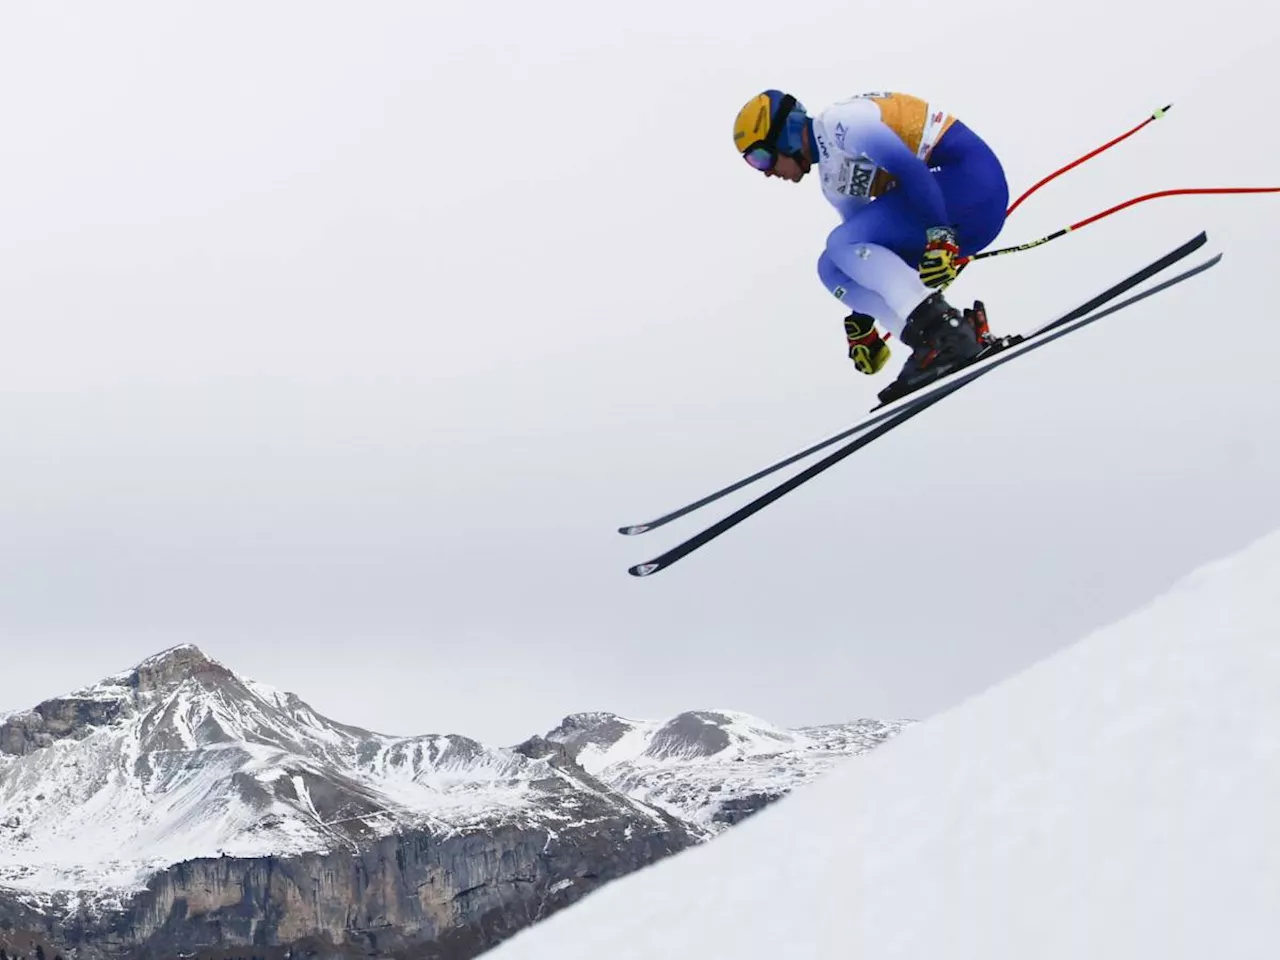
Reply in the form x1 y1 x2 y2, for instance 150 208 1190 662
0 645 906 914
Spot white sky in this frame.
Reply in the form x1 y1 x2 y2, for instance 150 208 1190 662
1 2 1278 744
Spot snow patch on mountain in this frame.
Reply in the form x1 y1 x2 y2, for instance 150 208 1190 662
546 709 909 831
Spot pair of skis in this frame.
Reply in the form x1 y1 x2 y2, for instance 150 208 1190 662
620 232 1223 577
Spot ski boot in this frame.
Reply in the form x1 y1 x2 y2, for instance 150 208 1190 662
965 299 1027 359
964 300 992 344
876 291 984 406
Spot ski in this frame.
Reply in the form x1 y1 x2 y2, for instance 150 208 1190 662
619 231 1209 538
627 247 1222 577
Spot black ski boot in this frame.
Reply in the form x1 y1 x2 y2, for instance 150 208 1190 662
877 292 984 406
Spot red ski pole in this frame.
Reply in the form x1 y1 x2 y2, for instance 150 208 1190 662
1005 105 1173 217
959 186 1280 267
955 104 1280 267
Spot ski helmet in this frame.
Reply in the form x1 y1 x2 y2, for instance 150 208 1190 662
733 89 809 171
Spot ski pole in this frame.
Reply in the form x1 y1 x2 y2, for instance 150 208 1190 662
959 186 1280 268
1005 104 1173 217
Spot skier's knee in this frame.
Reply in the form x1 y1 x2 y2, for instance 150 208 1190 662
818 255 858 306
825 224 858 258
817 251 842 292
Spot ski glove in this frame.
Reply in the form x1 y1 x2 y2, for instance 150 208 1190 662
844 312 891 375
918 225 961 289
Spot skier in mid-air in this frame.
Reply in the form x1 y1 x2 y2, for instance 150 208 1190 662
733 90 1010 403
621 98 1247 575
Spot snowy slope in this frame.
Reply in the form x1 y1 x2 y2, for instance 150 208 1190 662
489 526 1280 960
546 710 907 831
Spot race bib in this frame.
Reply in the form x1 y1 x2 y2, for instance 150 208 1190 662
833 156 879 198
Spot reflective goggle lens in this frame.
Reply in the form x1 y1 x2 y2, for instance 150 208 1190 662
743 145 776 171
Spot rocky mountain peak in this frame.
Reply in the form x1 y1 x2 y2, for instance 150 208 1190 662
555 711 622 730
544 712 636 763
0 645 239 758
644 710 797 761
123 643 227 694
646 711 736 759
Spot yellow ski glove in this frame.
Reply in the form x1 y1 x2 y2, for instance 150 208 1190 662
844 312 891 375
918 225 961 289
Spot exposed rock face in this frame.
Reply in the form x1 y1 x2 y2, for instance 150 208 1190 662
1 697 125 757
0 645 224 757
540 713 635 762
0 648 906 960
1 821 685 960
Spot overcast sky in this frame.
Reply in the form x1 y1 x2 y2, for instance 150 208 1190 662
1 2 1278 744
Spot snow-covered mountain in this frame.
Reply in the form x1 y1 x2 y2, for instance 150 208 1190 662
0 645 687 909
488 527 1280 960
0 645 901 958
543 709 906 831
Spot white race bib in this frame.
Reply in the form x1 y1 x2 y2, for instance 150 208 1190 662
833 156 879 198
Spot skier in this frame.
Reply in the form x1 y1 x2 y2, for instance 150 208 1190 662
732 90 1010 403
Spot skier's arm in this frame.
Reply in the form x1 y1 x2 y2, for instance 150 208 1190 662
859 122 949 226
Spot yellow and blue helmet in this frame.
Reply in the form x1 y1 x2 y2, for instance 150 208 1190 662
733 89 808 171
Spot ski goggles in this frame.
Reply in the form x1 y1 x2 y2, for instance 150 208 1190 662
739 94 797 172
